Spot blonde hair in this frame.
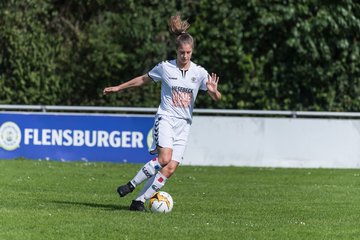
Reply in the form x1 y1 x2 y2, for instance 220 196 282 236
168 13 194 49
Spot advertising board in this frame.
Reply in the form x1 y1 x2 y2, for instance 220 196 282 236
0 113 154 163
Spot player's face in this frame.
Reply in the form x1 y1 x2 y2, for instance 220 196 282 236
176 43 192 68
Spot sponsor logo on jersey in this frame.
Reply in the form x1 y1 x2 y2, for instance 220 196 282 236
172 86 193 93
172 86 193 107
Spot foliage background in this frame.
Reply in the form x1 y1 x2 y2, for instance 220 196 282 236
0 0 359 111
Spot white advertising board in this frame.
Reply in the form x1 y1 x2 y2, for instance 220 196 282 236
183 116 360 168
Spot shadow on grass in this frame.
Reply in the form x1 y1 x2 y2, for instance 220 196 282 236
51 200 130 211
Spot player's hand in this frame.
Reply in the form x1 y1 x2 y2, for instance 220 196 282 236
103 86 120 95
206 73 219 93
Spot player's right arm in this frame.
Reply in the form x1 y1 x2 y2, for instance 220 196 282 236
103 74 151 95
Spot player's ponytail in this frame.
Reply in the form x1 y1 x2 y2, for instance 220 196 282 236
168 13 194 49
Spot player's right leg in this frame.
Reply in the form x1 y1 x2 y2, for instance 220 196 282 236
117 114 173 197
128 117 190 210
117 156 162 197
117 114 175 211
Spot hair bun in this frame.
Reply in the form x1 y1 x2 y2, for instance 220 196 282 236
168 14 190 36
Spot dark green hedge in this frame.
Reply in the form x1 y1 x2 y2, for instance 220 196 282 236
0 0 359 111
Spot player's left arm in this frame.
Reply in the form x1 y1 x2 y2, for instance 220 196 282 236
206 73 222 101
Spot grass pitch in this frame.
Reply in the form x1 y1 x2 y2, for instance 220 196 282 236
1 159 360 240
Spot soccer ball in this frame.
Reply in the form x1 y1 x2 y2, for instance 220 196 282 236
148 191 173 213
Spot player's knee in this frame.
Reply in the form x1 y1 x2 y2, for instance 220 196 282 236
161 165 176 178
157 150 172 167
167 165 177 175
158 156 171 167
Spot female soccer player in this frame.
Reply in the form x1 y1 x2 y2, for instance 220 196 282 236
103 14 221 211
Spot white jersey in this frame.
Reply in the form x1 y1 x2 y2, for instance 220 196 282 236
148 60 208 121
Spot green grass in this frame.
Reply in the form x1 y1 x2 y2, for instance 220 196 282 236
1 159 360 240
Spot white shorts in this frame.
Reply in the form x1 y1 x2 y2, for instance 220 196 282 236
149 114 191 163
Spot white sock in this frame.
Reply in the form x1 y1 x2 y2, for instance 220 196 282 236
134 175 155 201
130 157 161 187
135 171 167 203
